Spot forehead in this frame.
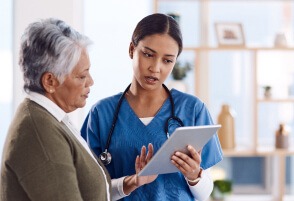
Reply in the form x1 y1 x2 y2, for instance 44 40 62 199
71 49 90 74
139 34 179 55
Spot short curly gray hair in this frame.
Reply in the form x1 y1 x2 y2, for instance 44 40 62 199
19 18 92 94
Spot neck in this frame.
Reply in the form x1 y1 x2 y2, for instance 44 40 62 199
125 82 169 118
128 83 168 102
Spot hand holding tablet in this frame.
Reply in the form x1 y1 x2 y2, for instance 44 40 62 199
138 125 221 176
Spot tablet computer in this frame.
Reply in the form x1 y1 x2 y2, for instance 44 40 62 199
138 124 221 176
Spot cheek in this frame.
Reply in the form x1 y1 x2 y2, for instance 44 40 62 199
133 58 143 73
67 86 83 100
138 58 152 73
133 55 141 66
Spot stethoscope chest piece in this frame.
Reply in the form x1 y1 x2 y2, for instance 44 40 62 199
99 151 112 165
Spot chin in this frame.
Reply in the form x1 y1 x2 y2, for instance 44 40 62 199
79 102 86 108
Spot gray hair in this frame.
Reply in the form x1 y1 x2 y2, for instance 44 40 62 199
19 18 92 94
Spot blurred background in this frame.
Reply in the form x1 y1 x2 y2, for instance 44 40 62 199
1 0 294 200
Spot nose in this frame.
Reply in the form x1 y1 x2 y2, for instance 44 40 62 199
87 74 94 87
148 59 161 73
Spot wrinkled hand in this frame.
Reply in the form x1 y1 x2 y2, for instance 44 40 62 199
171 145 202 182
135 143 157 186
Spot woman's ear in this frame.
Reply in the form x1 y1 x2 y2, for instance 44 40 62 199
41 72 58 94
129 42 135 59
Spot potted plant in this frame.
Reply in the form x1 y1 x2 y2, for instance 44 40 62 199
263 85 272 98
171 61 192 80
210 180 232 201
168 61 192 92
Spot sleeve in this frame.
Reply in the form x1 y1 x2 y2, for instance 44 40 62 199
111 176 129 201
195 103 223 169
186 169 213 201
81 106 102 157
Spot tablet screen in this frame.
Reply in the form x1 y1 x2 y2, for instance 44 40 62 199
138 124 221 176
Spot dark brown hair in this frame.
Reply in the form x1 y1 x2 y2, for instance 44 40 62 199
131 13 183 56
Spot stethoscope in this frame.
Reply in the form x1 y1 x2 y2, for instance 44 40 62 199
99 83 184 165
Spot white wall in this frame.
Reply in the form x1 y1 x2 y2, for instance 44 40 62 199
1 0 151 162
13 0 85 126
12 0 152 128
83 0 152 121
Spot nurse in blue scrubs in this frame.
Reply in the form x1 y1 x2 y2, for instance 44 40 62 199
81 13 223 201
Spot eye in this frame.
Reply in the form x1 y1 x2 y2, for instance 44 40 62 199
164 59 174 64
79 75 86 80
143 52 153 58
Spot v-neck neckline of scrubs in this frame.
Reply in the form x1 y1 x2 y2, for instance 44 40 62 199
122 90 173 128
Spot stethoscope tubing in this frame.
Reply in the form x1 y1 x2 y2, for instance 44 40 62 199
100 83 184 165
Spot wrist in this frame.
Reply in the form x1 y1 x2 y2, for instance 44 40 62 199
186 168 203 185
123 175 139 195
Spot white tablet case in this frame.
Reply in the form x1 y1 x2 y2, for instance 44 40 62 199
138 125 221 176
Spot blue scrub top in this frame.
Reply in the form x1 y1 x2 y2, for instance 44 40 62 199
81 89 223 201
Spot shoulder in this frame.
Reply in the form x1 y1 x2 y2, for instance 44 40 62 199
9 99 71 147
9 99 58 133
171 89 206 109
170 89 214 124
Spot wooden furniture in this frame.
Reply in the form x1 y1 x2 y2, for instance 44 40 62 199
154 0 294 200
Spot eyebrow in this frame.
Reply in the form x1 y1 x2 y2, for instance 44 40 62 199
76 67 90 75
144 46 176 57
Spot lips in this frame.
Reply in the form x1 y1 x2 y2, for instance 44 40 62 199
83 90 90 98
145 76 159 84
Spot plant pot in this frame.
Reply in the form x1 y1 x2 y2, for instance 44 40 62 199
211 189 230 201
211 180 232 201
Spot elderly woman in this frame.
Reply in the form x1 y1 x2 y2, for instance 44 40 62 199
0 18 156 201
